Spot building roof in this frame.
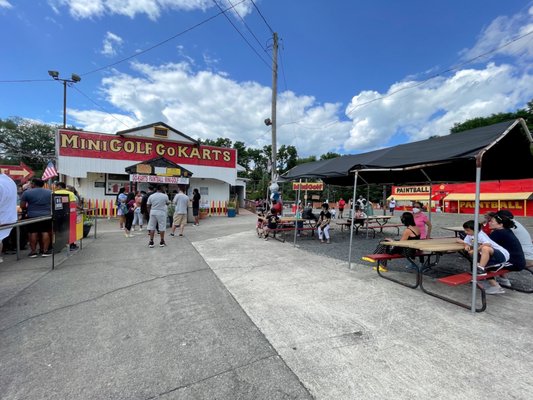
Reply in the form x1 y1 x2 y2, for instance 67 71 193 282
116 121 199 145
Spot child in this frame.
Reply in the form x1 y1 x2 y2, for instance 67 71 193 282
459 220 509 277
263 212 280 241
256 211 266 238
317 203 332 244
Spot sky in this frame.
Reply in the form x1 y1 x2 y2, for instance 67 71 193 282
1 0 533 158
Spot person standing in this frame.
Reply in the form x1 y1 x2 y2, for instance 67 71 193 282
338 198 346 219
317 203 332 244
0 173 17 263
192 188 201 226
147 186 169 248
20 178 52 257
412 201 432 239
132 191 144 231
116 188 127 230
170 186 189 237
388 197 396 215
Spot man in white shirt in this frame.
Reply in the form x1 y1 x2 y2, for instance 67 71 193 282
170 186 190 237
147 185 169 248
498 210 533 269
0 173 17 263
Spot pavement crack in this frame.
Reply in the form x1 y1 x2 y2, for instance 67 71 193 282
0 268 206 333
143 354 279 399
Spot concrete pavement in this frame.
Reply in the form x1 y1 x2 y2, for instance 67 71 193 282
1 212 533 399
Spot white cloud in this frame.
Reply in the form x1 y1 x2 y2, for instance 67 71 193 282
343 6 533 152
0 0 12 9
344 62 533 151
101 31 123 57
48 0 254 20
70 61 349 157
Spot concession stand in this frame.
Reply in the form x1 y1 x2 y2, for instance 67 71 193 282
56 122 246 215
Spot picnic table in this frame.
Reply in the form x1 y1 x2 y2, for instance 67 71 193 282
441 226 465 237
337 215 400 238
376 237 512 312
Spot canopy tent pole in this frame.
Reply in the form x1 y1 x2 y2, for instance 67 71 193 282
470 166 482 312
348 171 359 269
382 185 387 216
420 169 432 224
293 179 302 246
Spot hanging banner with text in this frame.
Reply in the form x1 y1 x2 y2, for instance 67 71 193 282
292 182 324 191
130 174 190 184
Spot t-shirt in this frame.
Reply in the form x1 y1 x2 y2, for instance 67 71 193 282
21 187 52 217
463 231 510 261
338 199 346 209
490 228 526 268
389 200 396 209
192 192 201 209
173 192 189 214
54 189 77 203
147 192 169 213
0 174 17 240
414 212 429 239
511 220 533 261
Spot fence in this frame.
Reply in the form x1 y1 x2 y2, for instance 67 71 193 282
82 199 231 218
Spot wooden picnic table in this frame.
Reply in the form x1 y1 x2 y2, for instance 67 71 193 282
441 226 465 237
338 215 396 237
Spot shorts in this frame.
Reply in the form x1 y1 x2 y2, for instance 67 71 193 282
488 249 507 266
27 219 52 234
173 213 187 227
192 207 199 217
147 211 166 232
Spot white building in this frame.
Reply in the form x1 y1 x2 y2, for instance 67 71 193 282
56 122 246 211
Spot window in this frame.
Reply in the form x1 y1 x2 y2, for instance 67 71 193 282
200 187 209 196
154 127 168 138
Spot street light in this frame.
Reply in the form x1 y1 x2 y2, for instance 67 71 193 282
48 70 81 128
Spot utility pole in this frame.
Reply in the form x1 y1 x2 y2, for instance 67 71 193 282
270 32 278 184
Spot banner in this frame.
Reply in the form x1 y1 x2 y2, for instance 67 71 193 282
130 174 190 184
58 130 236 168
292 182 324 191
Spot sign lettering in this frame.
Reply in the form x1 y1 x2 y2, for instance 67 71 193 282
58 130 236 168
292 182 324 191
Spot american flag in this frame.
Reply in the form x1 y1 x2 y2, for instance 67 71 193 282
42 161 58 181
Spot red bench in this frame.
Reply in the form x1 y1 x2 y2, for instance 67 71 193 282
437 269 509 286
362 252 425 289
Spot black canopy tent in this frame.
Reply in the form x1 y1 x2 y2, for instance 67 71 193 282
282 119 533 312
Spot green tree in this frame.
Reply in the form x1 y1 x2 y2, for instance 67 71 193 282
320 152 341 160
450 101 533 133
0 117 57 172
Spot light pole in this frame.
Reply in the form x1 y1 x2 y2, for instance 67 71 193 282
48 70 81 128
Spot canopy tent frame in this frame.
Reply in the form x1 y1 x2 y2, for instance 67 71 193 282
283 118 533 313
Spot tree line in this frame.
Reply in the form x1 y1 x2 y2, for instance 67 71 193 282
1 99 532 201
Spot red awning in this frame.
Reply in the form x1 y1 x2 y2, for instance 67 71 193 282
432 193 447 201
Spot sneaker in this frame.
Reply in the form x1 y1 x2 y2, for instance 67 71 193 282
28 252 38 258
41 250 53 257
69 244 79 250
159 241 166 247
149 241 154 248
485 286 505 295
373 265 388 272
472 266 487 276
496 277 511 287
170 233 175 237
326 239 330 244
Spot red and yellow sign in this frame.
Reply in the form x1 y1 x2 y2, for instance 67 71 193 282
393 185 431 195
292 182 324 191
0 162 34 183
58 130 236 168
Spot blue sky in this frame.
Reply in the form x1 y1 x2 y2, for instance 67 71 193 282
1 0 532 157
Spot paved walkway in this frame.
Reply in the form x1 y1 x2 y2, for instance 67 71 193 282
1 212 533 399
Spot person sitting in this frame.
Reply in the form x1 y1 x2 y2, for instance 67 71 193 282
458 216 522 295
370 212 420 272
317 203 332 244
496 210 533 272
353 205 367 224
263 211 280 241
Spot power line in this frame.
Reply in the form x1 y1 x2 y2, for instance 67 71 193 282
344 28 533 118
227 0 272 61
250 0 274 34
71 86 132 129
0 79 51 83
80 0 248 77
211 0 272 69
